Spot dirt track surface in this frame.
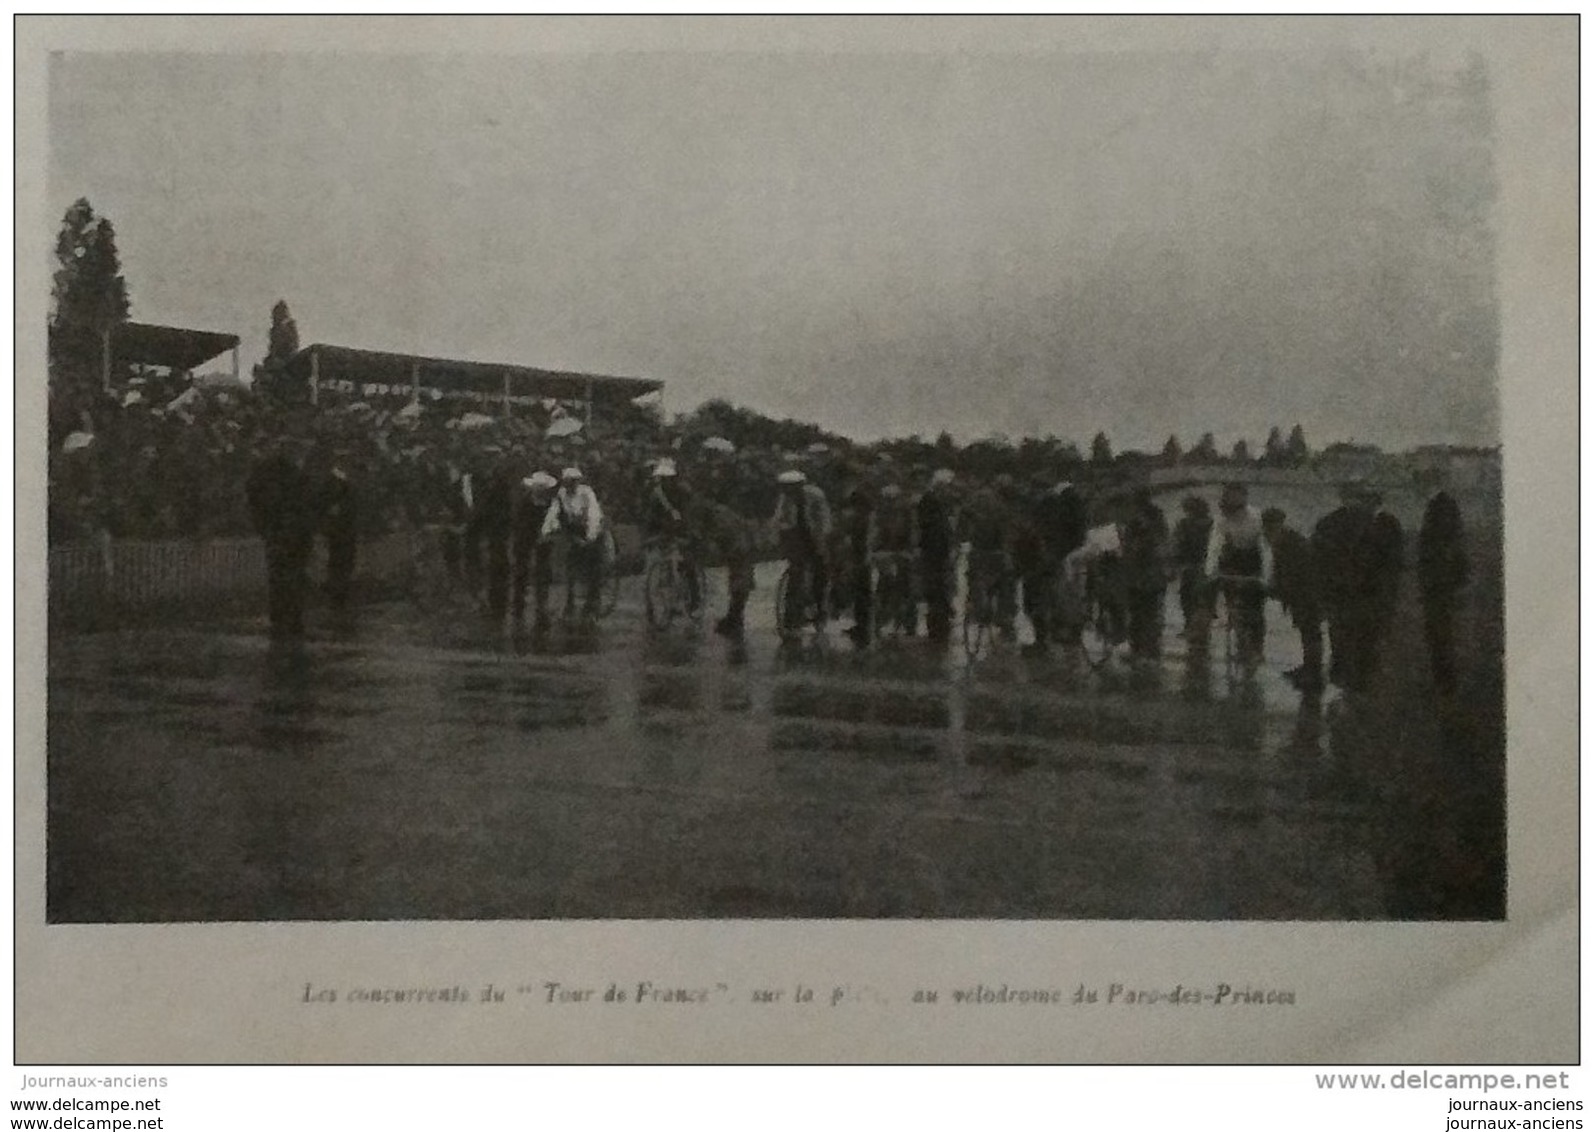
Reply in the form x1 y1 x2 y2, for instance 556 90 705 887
48 543 1503 922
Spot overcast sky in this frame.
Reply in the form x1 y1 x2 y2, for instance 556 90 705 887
48 49 1499 450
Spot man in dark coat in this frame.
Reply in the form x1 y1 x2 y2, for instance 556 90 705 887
703 495 760 640
840 481 877 646
1311 482 1402 692
319 451 359 614
964 476 1019 640
466 451 517 623
1031 480 1089 648
1262 507 1324 692
1172 495 1213 649
246 436 321 639
1119 488 1170 662
915 469 958 645
1417 484 1469 693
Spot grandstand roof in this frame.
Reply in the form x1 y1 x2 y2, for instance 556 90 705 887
51 321 241 372
284 343 663 405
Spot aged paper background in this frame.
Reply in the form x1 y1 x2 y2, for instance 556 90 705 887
14 15 1577 1063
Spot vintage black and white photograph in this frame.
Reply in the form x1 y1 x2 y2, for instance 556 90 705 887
42 27 1511 929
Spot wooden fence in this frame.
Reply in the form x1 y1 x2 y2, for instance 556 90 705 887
47 523 644 631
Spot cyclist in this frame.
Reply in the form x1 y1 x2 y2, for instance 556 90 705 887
539 466 606 622
641 456 702 618
511 470 558 629
1204 482 1275 674
769 468 831 638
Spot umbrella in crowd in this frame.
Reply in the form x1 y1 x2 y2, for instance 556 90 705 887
61 431 95 454
545 416 583 439
451 412 496 430
701 436 736 454
163 387 201 416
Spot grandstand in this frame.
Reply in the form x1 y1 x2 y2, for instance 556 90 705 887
281 343 663 424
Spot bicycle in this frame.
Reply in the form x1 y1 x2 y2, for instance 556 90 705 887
594 524 621 620
1049 556 1127 672
962 547 1013 662
1209 572 1268 685
869 549 917 639
774 556 827 642
546 528 618 625
643 535 707 631
1079 565 1129 671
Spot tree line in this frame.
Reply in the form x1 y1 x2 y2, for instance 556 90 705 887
50 196 1357 477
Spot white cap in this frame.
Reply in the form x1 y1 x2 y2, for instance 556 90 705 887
651 457 677 478
931 468 955 486
777 469 806 485
561 466 583 482
1050 480 1074 495
524 471 558 491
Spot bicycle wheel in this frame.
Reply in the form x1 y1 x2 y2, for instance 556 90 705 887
686 565 708 624
644 560 676 630
1221 592 1243 686
963 585 991 661
1079 600 1116 669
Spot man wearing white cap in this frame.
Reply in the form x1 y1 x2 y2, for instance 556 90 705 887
642 457 702 615
511 470 559 627
770 468 832 636
540 466 606 620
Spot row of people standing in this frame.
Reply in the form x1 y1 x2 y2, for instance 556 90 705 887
1171 480 1468 695
801 468 1469 698
468 463 608 628
247 431 1471 697
772 466 977 646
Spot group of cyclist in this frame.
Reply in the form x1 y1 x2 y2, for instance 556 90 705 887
644 456 1296 681
405 438 1392 692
